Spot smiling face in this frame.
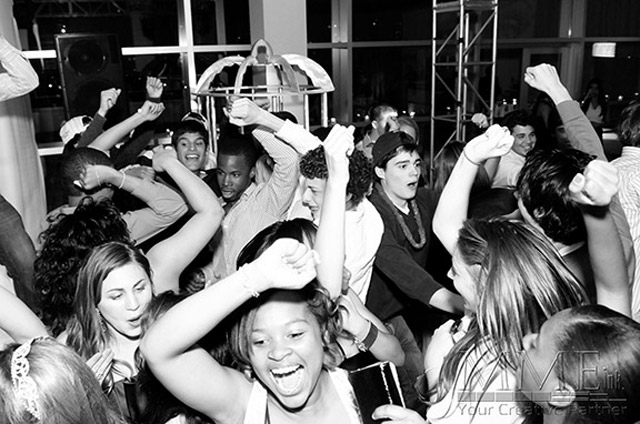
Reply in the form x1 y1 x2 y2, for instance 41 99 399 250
97 263 153 339
175 132 208 172
301 178 327 221
375 149 421 206
510 125 537 157
248 291 326 411
216 154 255 203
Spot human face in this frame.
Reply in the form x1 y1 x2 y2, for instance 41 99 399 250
447 248 479 312
216 154 254 203
175 132 207 172
376 149 421 206
520 313 565 404
249 291 326 411
375 109 400 136
301 178 327 221
97 263 153 339
510 125 536 157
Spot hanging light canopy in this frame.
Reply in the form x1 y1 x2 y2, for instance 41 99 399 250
194 39 334 144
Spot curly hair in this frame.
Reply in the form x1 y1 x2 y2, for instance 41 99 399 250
231 219 343 374
35 198 130 336
299 146 373 205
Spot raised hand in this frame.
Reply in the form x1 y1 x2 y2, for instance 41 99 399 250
73 164 116 191
226 97 268 126
86 349 114 385
323 124 355 182
523 63 563 94
138 100 166 122
98 88 121 116
337 294 370 339
146 76 164 99
464 124 514 164
152 144 178 172
247 238 318 292
471 112 489 129
569 159 620 207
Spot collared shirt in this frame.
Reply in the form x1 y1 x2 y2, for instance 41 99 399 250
612 146 640 321
344 199 384 301
0 36 38 101
42 178 187 248
210 127 299 280
491 149 525 189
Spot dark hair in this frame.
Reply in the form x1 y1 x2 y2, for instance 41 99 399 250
230 219 342 374
35 198 131 336
553 305 640 424
517 148 594 245
299 146 372 205
432 141 491 193
502 109 536 133
374 132 419 170
217 128 259 168
171 119 209 148
618 101 640 147
272 110 298 124
60 147 114 197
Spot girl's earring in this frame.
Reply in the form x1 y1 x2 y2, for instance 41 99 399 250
96 308 107 334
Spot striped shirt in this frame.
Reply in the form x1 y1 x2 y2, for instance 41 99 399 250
611 146 640 321
209 127 300 280
0 36 38 101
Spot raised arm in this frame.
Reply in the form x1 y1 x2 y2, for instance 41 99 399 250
524 64 606 160
76 164 188 244
0 286 47 343
314 124 354 298
568 160 631 316
0 34 38 101
140 239 317 423
88 100 165 153
145 147 224 294
433 125 514 254
228 98 321 155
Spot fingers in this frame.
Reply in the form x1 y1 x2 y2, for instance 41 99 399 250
569 160 620 206
372 404 426 423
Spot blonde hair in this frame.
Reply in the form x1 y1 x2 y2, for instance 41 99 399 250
437 219 586 402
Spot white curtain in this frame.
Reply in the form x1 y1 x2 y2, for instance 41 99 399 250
0 2 46 244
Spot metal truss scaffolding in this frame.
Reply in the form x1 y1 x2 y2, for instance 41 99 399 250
429 0 498 181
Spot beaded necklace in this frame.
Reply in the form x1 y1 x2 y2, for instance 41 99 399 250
376 183 426 249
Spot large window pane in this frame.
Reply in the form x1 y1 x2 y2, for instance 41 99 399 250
352 46 430 120
352 0 430 42
13 0 180 49
497 0 560 38
586 0 640 37
191 0 250 45
307 0 332 43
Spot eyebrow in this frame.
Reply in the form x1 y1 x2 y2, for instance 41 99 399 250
251 318 310 333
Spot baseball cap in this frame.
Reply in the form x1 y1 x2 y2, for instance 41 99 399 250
59 115 92 145
371 131 417 167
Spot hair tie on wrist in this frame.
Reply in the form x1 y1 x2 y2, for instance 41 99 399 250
462 149 481 167
117 171 126 189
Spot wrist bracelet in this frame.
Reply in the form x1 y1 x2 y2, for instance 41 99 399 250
462 149 481 167
238 265 260 298
117 171 126 189
354 321 379 352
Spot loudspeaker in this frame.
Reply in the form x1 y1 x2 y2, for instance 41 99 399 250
55 33 129 124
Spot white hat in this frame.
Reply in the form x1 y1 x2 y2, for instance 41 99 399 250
59 115 92 145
